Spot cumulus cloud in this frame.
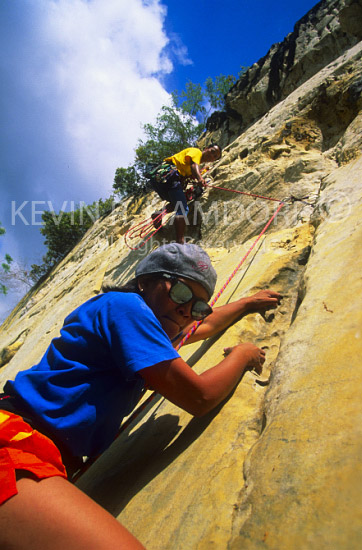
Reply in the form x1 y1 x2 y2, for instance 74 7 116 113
2 0 176 197
39 0 174 183
0 0 190 321
0 0 186 236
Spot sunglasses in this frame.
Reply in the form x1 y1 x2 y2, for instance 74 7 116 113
162 273 213 321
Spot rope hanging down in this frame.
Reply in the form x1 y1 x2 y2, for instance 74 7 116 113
124 208 168 250
202 181 283 203
123 177 312 250
73 198 285 482
176 200 284 348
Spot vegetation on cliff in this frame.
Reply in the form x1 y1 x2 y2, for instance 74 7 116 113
0 222 12 295
29 198 115 283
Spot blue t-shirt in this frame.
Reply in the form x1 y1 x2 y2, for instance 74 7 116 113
5 292 179 457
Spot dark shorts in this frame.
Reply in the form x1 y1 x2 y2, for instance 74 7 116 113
150 166 189 216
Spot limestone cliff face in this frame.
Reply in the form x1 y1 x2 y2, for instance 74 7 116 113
204 0 362 147
1 1 361 548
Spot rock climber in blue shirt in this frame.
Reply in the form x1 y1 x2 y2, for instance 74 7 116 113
0 242 281 550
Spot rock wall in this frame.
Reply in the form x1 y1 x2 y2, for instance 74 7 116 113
204 0 362 147
0 2 361 549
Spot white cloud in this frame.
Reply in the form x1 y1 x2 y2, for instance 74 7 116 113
169 32 193 67
17 0 174 194
0 0 192 279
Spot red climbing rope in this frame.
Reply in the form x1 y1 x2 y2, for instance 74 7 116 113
202 180 283 203
124 208 167 250
124 180 284 250
176 200 285 348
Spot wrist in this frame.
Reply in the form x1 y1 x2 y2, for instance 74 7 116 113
222 349 249 371
237 297 251 313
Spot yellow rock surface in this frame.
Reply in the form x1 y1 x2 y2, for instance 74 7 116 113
0 9 361 550
230 156 362 550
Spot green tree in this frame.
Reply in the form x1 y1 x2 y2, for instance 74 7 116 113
30 198 116 282
112 72 240 198
173 73 238 124
0 222 13 295
204 74 236 111
113 166 138 196
171 81 205 118
135 104 203 168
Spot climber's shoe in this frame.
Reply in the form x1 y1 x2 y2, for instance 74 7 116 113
151 211 162 229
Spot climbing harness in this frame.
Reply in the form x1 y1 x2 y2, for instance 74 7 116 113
145 162 178 184
124 163 210 250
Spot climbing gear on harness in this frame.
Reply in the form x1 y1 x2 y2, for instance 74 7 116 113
185 184 204 202
145 162 179 186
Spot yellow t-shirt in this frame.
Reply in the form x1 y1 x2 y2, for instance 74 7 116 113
164 147 203 177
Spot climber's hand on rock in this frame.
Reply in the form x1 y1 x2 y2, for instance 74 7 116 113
223 343 265 375
244 290 282 314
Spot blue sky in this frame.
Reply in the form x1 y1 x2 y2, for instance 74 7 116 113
162 0 319 92
0 0 319 320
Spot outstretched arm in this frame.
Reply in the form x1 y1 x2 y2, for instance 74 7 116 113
140 342 265 417
190 162 206 185
174 290 282 346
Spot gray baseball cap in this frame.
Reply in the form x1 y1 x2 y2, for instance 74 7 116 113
135 243 217 298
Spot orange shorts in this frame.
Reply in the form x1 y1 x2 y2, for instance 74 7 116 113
0 410 67 505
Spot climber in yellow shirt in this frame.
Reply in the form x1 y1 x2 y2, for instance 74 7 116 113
150 143 222 243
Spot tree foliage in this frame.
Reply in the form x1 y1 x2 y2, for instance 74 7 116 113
172 73 237 123
30 198 115 283
135 105 203 167
113 166 138 197
112 72 240 198
0 222 13 295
